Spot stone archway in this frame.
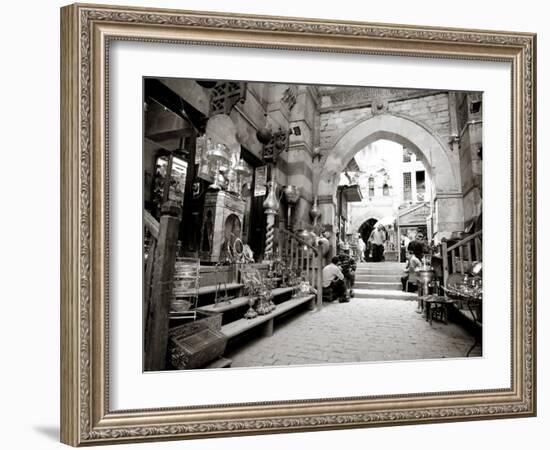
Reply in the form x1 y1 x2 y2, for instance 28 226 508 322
317 114 464 238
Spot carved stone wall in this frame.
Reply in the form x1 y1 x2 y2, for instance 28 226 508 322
320 91 452 152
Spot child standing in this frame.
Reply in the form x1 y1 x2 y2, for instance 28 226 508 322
401 249 422 293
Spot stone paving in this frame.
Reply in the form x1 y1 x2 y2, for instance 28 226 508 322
225 297 481 368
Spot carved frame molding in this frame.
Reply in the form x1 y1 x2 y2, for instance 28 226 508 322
61 3 536 446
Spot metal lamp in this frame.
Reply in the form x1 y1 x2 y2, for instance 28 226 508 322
283 185 300 231
233 158 251 198
206 143 230 190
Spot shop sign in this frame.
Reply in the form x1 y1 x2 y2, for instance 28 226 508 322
254 166 267 197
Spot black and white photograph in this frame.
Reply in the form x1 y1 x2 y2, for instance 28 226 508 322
143 79 483 372
1 0 545 447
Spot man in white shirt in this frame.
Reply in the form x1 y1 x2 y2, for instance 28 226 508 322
322 256 348 302
369 225 385 262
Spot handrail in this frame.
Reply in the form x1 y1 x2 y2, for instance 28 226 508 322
277 228 323 307
144 210 159 240
278 228 318 254
441 230 482 288
446 230 482 252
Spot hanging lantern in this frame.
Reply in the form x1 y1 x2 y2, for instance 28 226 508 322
256 113 273 144
310 197 321 223
317 232 330 256
297 229 310 245
234 158 251 198
283 185 300 231
224 168 239 194
206 143 230 190
196 79 217 89
256 126 272 145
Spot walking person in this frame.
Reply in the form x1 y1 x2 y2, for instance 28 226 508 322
369 225 385 262
357 235 366 262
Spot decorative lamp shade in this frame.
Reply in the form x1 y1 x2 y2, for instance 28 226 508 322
234 158 251 177
317 236 330 256
224 168 239 194
297 229 310 244
310 202 321 222
206 143 230 164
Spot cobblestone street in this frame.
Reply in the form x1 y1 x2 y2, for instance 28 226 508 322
226 298 481 368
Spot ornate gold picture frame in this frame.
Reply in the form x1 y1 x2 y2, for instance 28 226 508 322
60 3 536 446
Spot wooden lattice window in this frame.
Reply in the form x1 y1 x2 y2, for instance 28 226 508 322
209 82 247 115
368 176 375 198
403 172 412 201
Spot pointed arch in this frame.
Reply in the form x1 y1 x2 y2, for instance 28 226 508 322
317 114 460 199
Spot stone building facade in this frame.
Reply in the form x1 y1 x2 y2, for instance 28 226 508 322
317 87 482 247
144 79 481 261
344 141 433 237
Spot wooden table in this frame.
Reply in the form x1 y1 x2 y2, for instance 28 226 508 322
422 295 456 325
442 285 482 357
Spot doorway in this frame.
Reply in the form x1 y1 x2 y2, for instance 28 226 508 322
358 218 378 262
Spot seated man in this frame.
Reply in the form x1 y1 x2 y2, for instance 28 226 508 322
337 246 357 298
322 256 348 303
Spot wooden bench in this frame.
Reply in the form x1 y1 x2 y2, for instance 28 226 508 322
196 286 296 314
196 282 243 296
221 294 315 339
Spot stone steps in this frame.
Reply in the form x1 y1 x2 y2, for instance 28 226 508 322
357 263 404 268
353 262 408 300
355 274 401 283
356 269 403 276
358 262 404 266
355 281 402 291
353 289 417 301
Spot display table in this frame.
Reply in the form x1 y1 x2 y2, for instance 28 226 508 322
442 281 482 357
422 295 456 325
